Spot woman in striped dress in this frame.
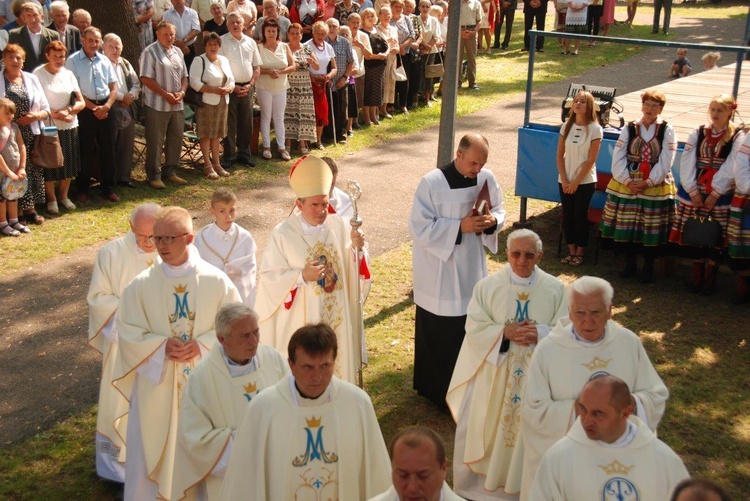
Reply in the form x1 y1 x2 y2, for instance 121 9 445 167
712 132 750 302
600 90 676 283
668 94 745 295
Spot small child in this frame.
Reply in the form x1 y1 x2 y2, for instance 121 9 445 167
701 51 721 71
669 48 692 78
0 98 30 236
339 25 359 138
193 188 258 307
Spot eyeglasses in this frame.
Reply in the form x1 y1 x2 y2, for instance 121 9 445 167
510 251 537 259
642 102 662 109
151 233 189 245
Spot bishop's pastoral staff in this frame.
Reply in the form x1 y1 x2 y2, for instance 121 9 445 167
113 207 241 501
530 376 689 500
172 303 288 500
518 276 669 500
409 133 506 408
254 155 370 384
447 229 567 500
220 323 391 500
87 203 161 484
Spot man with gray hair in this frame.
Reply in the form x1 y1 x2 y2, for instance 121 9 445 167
531 376 688 500
518 276 669 500
8 1 59 72
47 0 80 52
253 0 291 41
172 303 288 500
219 11 260 168
70 8 91 33
87 202 161 483
447 229 567 499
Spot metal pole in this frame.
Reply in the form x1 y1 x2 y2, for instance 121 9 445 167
734 3 750 99
436 0 464 166
516 32 538 227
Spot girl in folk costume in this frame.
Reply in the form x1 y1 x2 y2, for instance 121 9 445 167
557 90 602 266
712 132 750 302
600 90 677 283
669 94 746 295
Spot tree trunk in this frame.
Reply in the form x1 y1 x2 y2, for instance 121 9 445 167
69 0 142 72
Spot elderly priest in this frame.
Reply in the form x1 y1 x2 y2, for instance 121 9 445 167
172 303 288 500
518 276 669 500
87 203 160 483
220 322 391 500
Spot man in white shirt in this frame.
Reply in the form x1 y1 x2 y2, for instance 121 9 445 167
219 12 260 168
458 0 482 90
369 426 466 501
8 2 59 72
518 276 670 500
164 0 201 69
530 375 688 500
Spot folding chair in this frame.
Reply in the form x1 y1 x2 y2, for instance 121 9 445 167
181 105 203 168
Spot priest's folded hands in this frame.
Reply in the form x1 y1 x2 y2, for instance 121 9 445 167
504 319 539 346
460 213 496 233
165 338 201 363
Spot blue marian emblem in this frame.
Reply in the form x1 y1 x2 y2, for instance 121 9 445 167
514 293 530 322
602 477 639 501
292 417 338 467
169 285 196 322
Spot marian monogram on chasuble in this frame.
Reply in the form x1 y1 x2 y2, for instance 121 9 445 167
598 460 639 501
169 283 197 402
243 382 260 402
500 292 536 447
583 356 613 381
306 241 344 331
292 415 340 500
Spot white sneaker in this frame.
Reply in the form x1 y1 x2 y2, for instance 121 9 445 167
47 201 59 215
263 149 272 159
279 150 291 161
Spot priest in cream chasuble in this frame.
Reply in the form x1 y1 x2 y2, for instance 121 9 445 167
530 376 688 501
220 324 391 501
519 277 669 501
87 203 160 482
113 207 241 501
409 134 506 407
447 230 567 500
254 156 370 385
172 304 288 500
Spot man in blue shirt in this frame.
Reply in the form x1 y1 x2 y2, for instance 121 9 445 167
65 26 119 202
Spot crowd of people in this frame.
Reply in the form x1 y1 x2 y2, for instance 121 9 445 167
82 134 741 500
0 0 458 235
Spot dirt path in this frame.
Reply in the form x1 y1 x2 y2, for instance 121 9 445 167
1 12 745 446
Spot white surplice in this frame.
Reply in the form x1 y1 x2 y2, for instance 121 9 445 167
219 375 391 501
530 416 689 501
254 212 370 384
447 266 567 500
193 222 258 308
87 231 158 482
113 251 241 500
518 318 669 501
172 343 288 500
409 167 505 317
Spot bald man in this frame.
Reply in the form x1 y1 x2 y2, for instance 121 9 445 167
409 133 506 408
530 375 689 500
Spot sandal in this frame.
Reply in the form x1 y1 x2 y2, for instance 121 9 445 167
214 164 231 177
0 223 20 236
25 212 44 225
11 221 30 233
204 165 219 180
561 254 575 264
570 255 585 266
